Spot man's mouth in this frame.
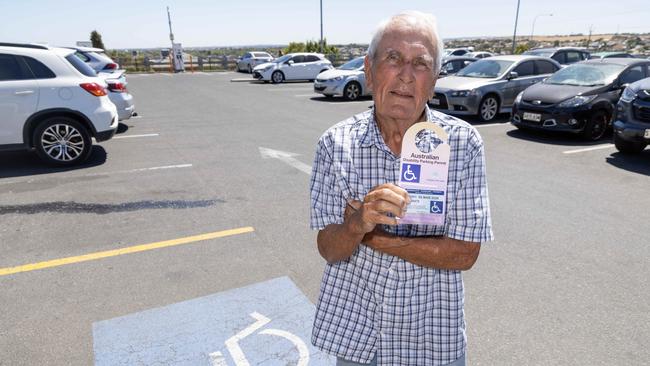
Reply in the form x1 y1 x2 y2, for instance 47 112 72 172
390 90 414 98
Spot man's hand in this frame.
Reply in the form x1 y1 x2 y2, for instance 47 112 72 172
345 183 410 235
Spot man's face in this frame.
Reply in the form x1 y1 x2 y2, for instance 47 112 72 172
365 28 437 123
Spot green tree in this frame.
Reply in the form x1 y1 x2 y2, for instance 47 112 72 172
514 44 530 54
90 30 106 50
284 39 338 55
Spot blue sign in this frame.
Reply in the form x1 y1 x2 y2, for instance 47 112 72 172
93 277 335 365
430 200 444 214
401 163 421 183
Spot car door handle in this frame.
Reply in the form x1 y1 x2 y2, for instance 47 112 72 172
15 90 35 95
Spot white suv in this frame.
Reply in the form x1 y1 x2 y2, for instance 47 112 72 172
0 43 118 166
252 53 333 83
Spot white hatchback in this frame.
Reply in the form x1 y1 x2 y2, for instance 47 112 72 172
0 43 118 166
252 53 333 83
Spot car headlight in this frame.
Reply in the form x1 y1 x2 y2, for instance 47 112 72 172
619 87 636 103
332 76 344 82
450 90 475 97
557 95 596 108
514 91 524 104
262 65 274 72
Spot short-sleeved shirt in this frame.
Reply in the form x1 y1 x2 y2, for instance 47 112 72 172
309 106 494 365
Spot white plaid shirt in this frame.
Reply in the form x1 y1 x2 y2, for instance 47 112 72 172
309 106 493 365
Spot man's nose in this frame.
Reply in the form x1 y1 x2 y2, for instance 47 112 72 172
397 62 415 83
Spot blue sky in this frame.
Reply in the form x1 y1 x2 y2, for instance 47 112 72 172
1 0 649 49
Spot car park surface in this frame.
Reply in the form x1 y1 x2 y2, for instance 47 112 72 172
0 71 648 365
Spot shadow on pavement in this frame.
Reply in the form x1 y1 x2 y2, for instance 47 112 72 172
0 145 108 179
505 128 613 147
605 150 650 176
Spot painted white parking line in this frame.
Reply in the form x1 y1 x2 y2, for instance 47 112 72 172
113 133 160 140
562 144 615 155
85 164 193 176
267 88 314 92
474 122 511 128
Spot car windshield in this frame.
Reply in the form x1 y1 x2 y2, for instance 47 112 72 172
272 55 292 64
545 63 625 86
456 60 513 78
338 57 364 70
524 50 554 57
253 52 270 58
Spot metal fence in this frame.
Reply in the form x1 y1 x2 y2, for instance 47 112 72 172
114 53 359 73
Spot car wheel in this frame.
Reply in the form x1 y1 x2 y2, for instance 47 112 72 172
33 117 92 166
614 133 647 154
271 71 284 84
478 95 499 122
248 64 252 73
581 110 608 141
343 82 361 101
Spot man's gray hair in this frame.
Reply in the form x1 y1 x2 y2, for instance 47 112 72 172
367 11 444 74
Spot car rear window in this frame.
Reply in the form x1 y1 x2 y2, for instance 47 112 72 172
22 56 56 79
65 53 97 77
253 52 270 58
74 51 91 62
0 54 31 81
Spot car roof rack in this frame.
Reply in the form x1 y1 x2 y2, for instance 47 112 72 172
0 42 49 50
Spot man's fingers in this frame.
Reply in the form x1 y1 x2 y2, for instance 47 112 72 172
367 200 405 218
364 188 409 209
368 211 399 226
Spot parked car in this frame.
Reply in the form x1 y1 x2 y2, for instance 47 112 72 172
589 52 634 60
613 76 650 153
236 51 274 73
511 58 650 140
443 48 473 57
430 55 561 121
97 70 135 121
65 46 119 73
0 43 117 165
439 56 477 77
524 47 590 66
466 51 494 59
252 53 333 83
313 56 369 101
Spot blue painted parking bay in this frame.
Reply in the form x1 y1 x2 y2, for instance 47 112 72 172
93 277 335 365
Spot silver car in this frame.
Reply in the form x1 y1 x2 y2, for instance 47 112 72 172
98 70 135 121
430 55 561 121
313 57 369 100
236 51 273 73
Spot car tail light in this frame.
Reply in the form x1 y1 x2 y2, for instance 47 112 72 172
103 63 118 70
79 82 107 97
107 82 126 93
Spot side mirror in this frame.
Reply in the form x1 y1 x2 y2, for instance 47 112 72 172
287 60 294 65
507 71 519 80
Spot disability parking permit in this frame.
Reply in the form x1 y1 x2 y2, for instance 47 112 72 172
398 121 450 226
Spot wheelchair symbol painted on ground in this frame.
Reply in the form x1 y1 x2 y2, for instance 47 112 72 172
209 312 309 366
401 164 421 183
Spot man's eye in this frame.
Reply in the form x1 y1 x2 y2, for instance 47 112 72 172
387 54 400 62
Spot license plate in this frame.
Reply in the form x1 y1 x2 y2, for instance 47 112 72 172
523 112 542 122
645 129 650 139
430 98 440 105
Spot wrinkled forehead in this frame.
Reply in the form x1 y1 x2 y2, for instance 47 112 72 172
377 24 438 59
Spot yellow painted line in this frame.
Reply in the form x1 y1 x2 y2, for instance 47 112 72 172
0 227 254 277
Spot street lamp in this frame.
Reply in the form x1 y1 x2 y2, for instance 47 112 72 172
511 0 521 54
531 13 553 41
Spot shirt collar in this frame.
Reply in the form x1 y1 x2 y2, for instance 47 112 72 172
359 105 434 148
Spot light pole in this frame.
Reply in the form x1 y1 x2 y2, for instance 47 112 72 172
531 13 553 41
319 0 324 53
511 0 521 54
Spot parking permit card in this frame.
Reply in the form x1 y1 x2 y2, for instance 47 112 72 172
398 121 450 225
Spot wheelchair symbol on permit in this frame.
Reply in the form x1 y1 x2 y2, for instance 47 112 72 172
209 312 309 366
401 163 421 183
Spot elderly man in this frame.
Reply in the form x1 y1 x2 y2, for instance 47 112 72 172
309 11 493 366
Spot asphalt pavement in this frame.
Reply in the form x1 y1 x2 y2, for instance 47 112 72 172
0 71 648 365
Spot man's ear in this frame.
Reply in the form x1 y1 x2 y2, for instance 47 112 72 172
364 56 373 92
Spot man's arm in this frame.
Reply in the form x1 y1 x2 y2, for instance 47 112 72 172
362 228 480 270
317 184 410 264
